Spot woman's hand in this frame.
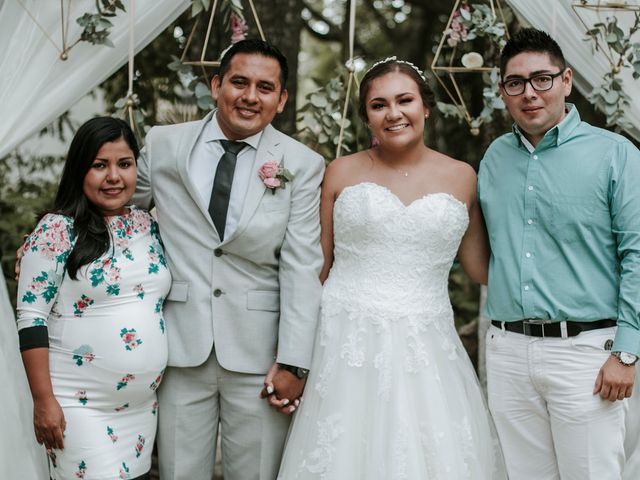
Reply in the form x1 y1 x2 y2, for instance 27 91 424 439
33 395 66 450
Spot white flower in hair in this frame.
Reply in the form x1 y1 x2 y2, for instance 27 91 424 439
365 56 427 82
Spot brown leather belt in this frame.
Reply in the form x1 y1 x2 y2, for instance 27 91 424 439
490 319 617 338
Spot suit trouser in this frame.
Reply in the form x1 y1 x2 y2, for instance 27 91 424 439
156 349 290 480
486 325 626 480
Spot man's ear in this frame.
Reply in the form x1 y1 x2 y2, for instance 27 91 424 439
276 89 289 114
211 75 221 102
562 67 573 98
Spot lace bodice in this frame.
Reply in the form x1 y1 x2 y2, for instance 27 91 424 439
324 182 469 318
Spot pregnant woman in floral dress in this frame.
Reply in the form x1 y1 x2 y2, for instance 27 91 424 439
17 117 170 480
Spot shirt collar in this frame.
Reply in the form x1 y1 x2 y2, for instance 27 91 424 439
512 103 581 151
203 111 263 150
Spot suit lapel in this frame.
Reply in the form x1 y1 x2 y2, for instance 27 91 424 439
176 111 219 234
223 125 282 244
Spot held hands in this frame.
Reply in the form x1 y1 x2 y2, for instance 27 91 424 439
260 362 305 415
593 355 635 402
33 395 66 450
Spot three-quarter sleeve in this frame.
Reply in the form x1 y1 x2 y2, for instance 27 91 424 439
16 214 74 351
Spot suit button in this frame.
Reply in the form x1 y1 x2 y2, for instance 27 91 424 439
214 248 223 257
213 289 222 297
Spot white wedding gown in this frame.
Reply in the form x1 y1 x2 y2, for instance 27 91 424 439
278 182 507 479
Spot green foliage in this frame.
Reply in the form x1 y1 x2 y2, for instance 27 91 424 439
76 0 126 48
583 13 640 130
457 3 508 48
296 76 360 160
167 56 215 111
587 72 633 130
436 2 511 133
0 153 63 309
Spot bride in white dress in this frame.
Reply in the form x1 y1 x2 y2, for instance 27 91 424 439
277 58 507 479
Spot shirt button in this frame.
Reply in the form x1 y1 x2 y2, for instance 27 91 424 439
528 185 533 191
527 219 533 225
524 285 530 291
526 252 532 258
214 248 223 257
213 289 222 297
533 155 539 160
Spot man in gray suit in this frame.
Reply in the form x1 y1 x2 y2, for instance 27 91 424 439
133 39 324 480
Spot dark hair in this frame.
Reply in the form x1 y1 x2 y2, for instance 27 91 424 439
51 116 139 279
218 38 288 89
500 28 566 77
358 59 435 122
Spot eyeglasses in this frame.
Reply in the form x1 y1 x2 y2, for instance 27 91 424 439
501 71 565 96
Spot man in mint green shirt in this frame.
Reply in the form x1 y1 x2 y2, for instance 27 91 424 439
479 28 640 480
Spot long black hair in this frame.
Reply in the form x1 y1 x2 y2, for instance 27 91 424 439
50 116 139 279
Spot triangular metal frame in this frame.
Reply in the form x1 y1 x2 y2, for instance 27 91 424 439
180 0 266 71
572 1 640 74
430 0 509 134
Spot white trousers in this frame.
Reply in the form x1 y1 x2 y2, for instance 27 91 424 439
624 368 640 480
486 325 626 480
156 350 290 480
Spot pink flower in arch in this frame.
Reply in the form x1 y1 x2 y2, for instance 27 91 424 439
230 12 248 44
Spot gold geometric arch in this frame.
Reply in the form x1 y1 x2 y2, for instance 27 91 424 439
431 0 509 135
572 1 640 74
180 0 266 72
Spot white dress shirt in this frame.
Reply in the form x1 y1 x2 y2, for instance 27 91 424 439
188 112 263 238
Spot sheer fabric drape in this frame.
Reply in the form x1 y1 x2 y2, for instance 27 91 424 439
0 1 189 477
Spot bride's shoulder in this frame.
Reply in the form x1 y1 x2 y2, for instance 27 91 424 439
325 151 369 180
430 150 476 180
324 151 370 198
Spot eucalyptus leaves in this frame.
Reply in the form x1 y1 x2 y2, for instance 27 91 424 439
435 2 510 134
582 12 640 130
296 77 355 160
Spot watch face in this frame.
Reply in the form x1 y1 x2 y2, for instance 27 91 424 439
620 352 638 365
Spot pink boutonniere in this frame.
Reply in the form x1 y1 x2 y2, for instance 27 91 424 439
258 161 294 194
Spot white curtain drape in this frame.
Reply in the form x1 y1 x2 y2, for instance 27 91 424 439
0 1 189 477
505 3 640 478
506 0 640 141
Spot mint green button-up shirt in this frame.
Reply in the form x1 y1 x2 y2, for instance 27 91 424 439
478 105 640 355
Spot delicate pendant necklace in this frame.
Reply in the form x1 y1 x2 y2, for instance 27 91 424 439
367 148 411 178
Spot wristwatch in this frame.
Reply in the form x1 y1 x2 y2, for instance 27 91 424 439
612 351 639 366
279 363 309 379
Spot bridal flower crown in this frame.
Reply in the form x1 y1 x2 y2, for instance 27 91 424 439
364 56 427 82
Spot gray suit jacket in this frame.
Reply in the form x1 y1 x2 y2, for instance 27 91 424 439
133 111 324 374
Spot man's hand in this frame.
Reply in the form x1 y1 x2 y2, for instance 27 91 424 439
593 355 635 402
260 362 306 415
33 395 66 450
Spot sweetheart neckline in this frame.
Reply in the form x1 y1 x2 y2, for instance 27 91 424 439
336 181 469 211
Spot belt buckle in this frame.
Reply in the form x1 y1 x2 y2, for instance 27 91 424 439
523 319 550 337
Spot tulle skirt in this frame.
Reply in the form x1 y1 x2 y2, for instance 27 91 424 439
278 298 507 479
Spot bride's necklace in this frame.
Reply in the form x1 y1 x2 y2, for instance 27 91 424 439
367 149 413 178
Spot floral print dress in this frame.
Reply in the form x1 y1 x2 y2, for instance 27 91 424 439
17 207 171 480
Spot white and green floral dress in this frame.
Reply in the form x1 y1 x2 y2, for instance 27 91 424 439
17 207 171 480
